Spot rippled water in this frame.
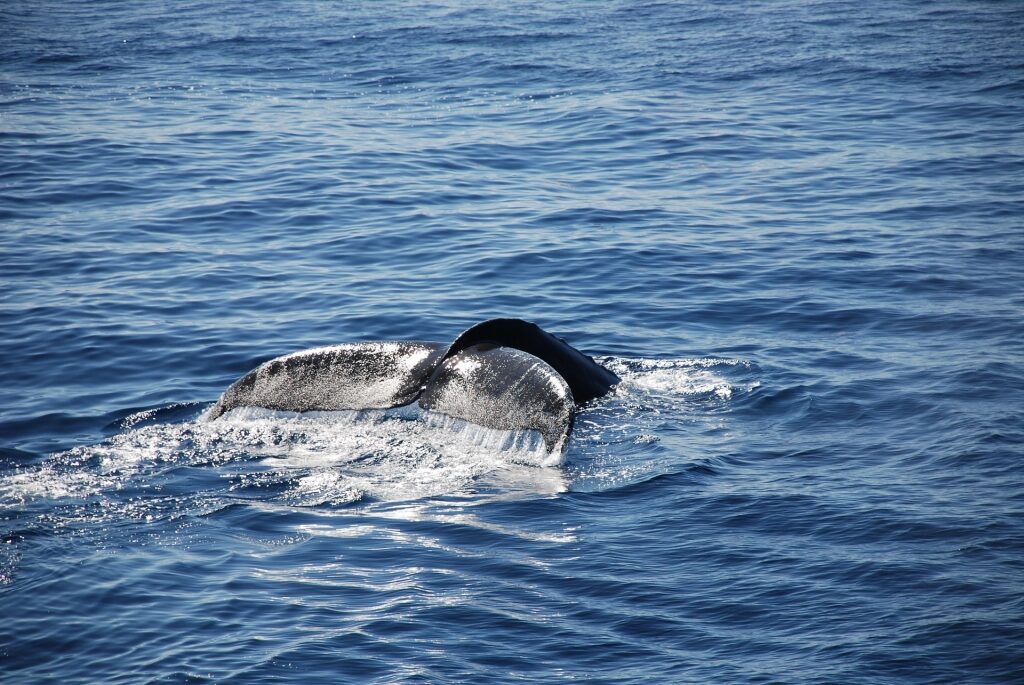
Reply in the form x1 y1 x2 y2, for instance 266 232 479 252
2 1 1023 683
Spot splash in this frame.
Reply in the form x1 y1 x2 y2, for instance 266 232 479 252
0 404 564 514
602 356 759 400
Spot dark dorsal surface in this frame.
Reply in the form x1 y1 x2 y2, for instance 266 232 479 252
207 341 445 419
441 318 619 405
418 344 575 451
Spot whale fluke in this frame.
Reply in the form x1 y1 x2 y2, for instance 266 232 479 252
207 319 620 453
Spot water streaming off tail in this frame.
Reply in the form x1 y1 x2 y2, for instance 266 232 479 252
0 357 752 516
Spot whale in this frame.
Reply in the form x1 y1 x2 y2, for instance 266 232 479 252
208 318 619 452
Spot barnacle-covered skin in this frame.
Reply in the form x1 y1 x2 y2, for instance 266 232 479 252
207 341 445 419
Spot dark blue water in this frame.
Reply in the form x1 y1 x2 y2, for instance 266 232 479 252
3 1 1023 682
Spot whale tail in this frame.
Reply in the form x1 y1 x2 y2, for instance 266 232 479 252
208 319 619 452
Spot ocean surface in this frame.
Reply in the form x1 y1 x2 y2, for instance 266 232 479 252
2 1 1023 683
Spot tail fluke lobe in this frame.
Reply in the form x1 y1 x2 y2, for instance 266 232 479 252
207 341 445 419
418 344 575 452
443 319 619 405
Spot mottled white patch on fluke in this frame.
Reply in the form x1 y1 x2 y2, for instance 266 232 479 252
207 341 444 419
419 344 575 452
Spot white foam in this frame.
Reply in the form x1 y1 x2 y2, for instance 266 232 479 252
562 356 760 493
0 355 758 512
601 356 758 400
1 404 565 512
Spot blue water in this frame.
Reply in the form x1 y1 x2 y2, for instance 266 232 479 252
3 1 1023 682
